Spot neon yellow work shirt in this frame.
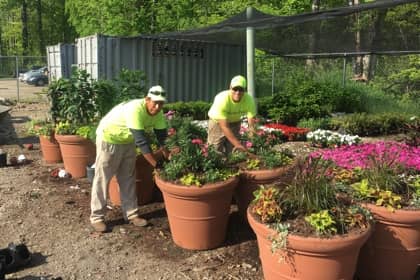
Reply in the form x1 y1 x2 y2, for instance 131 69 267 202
208 90 256 122
97 99 167 144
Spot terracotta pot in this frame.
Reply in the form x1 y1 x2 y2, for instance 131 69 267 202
235 163 295 221
55 134 96 178
248 208 372 280
108 151 163 206
39 134 62 163
155 174 239 250
356 204 420 280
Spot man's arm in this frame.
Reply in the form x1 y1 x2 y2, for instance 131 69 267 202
218 119 246 151
247 117 256 134
130 128 159 167
154 128 170 159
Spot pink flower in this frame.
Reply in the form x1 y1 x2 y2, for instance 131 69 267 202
245 141 253 148
168 128 176 136
201 144 209 157
192 138 203 145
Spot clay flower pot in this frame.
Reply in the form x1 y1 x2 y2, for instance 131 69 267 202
155 174 239 250
108 151 163 206
356 204 420 280
39 134 62 164
235 163 295 221
248 207 372 280
55 134 96 178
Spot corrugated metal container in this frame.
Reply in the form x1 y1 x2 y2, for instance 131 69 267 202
46 43 76 80
76 34 245 102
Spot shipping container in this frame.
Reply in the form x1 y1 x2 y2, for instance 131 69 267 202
46 43 76 80
76 34 245 102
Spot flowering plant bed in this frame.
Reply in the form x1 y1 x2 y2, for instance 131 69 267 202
263 123 309 141
312 141 420 208
306 129 362 148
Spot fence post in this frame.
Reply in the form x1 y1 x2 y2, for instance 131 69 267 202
15 56 20 102
342 55 347 87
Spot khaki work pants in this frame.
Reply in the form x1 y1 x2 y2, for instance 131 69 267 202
90 138 138 223
207 119 241 155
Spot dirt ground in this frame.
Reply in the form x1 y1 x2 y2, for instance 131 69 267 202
0 100 267 280
0 79 48 102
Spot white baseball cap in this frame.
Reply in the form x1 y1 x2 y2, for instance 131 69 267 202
147 85 166 102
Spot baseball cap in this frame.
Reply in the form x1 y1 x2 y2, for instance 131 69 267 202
230 75 247 89
147 85 166 102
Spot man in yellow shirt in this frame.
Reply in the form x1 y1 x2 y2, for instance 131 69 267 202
207 75 257 155
90 85 170 233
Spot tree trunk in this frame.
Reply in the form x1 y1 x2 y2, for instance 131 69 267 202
306 0 321 67
362 10 385 81
36 0 45 56
351 0 364 80
21 0 29 56
0 24 3 55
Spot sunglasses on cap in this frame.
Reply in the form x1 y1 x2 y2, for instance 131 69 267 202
149 91 166 97
232 87 244 93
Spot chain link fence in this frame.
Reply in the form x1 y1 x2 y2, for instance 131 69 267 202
256 54 419 98
0 56 47 102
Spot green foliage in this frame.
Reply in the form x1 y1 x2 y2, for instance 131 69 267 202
164 101 211 120
55 121 77 135
350 153 420 210
263 71 366 125
285 157 339 215
250 157 372 246
305 210 337 235
164 115 207 150
76 124 97 141
257 149 294 169
27 120 54 137
94 68 148 117
402 116 420 147
329 112 410 136
47 68 97 128
297 117 331 131
160 116 236 186
352 179 402 211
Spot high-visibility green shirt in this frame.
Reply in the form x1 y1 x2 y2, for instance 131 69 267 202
97 99 167 144
208 90 256 122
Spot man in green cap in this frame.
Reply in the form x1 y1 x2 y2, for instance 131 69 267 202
207 75 257 155
90 85 170 233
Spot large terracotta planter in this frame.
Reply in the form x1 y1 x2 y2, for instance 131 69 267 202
356 204 420 280
155 174 239 250
248 208 372 280
39 134 62 163
235 163 295 221
108 151 163 206
55 134 96 178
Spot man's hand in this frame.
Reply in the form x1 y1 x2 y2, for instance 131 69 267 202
233 145 247 153
160 147 170 160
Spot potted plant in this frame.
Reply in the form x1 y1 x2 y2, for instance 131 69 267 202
230 126 296 221
54 121 97 178
247 156 373 280
27 119 62 164
155 117 239 250
314 141 419 279
47 69 99 178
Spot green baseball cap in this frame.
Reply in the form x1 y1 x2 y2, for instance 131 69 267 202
230 75 247 89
